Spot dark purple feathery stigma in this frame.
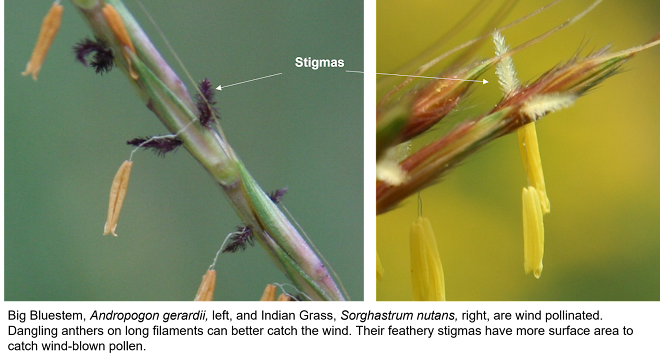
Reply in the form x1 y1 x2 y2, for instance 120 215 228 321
195 78 220 128
73 37 114 74
269 187 288 204
127 136 183 157
222 225 254 253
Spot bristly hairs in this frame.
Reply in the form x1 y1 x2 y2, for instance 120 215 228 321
222 225 254 253
195 78 220 128
73 37 114 74
269 187 288 204
127 136 183 157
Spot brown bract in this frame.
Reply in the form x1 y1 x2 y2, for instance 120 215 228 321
405 73 471 141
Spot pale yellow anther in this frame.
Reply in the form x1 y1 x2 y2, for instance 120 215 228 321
410 217 446 301
522 187 544 279
518 123 550 214
104 160 133 236
22 2 63 81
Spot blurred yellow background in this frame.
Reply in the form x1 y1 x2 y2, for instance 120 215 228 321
377 0 660 300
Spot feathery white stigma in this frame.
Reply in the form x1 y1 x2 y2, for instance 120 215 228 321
493 31 520 96
376 146 407 186
521 93 577 121
376 161 407 186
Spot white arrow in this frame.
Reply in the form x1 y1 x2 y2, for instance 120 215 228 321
216 72 283 91
346 70 488 84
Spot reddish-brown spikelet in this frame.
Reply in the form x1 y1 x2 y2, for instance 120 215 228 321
495 48 636 119
377 111 509 214
376 60 492 160
404 72 473 140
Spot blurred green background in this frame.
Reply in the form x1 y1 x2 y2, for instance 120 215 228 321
377 0 660 300
5 0 363 300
